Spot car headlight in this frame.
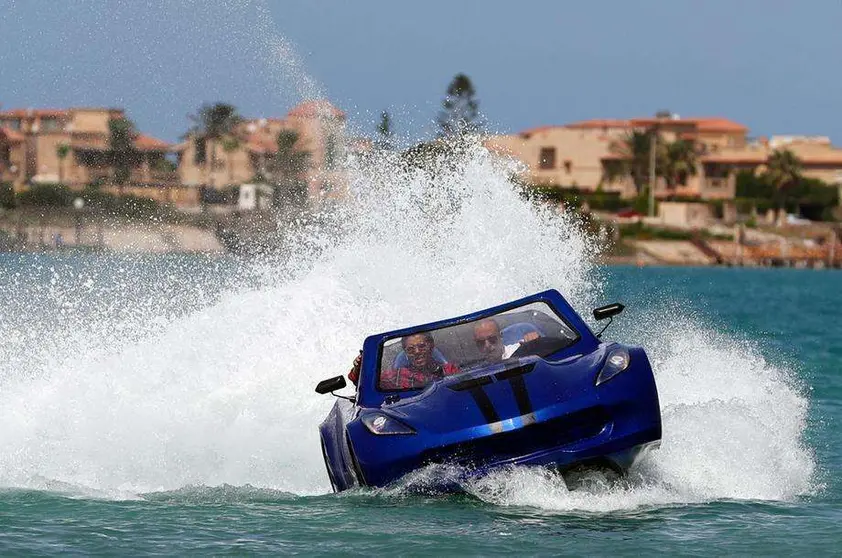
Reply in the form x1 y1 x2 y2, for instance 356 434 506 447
361 413 416 435
595 347 630 386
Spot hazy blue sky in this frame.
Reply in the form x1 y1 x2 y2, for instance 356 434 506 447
1 0 840 144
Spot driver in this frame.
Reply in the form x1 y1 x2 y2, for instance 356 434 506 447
347 332 460 389
473 318 540 363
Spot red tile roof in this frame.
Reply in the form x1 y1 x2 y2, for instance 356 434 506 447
693 118 749 132
565 119 632 130
0 108 70 118
134 134 170 151
519 125 565 137
0 127 24 142
629 117 747 132
564 117 748 133
287 100 345 119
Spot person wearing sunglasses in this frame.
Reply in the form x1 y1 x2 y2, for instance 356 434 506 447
347 332 460 390
473 319 540 363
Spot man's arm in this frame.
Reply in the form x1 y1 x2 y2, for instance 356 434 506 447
522 331 540 343
348 353 362 385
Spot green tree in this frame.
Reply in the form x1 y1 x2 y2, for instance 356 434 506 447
602 129 661 194
220 135 240 183
661 139 699 190
188 102 242 186
272 130 310 210
764 148 803 222
376 110 394 150
56 143 71 185
108 118 139 194
436 73 483 137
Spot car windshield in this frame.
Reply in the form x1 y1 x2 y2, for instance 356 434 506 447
377 301 580 392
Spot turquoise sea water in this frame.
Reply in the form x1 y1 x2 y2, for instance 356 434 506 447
0 255 839 555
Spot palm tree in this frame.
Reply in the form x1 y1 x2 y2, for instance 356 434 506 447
661 139 699 191
603 129 660 194
220 135 240 183
764 149 802 224
56 143 71 185
188 103 241 187
272 130 310 209
108 118 139 195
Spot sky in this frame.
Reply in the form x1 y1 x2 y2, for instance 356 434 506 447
1 0 841 145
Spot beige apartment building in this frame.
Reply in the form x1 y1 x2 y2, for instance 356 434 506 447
0 100 355 209
0 107 178 191
176 100 349 202
486 116 842 200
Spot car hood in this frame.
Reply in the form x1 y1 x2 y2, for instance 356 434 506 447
375 350 606 434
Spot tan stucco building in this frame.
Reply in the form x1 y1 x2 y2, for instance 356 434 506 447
175 100 349 203
0 107 174 189
0 100 357 209
485 116 842 200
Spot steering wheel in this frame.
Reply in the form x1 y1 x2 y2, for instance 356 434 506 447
510 336 566 359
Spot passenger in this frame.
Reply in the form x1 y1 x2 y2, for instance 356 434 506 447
348 353 363 385
473 318 539 363
347 332 460 389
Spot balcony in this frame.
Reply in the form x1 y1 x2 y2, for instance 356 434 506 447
700 175 736 200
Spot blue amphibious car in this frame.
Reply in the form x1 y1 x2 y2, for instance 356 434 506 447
315 290 661 492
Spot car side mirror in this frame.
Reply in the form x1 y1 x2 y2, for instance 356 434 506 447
593 302 625 321
315 375 347 394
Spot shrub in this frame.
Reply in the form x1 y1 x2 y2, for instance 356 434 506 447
81 185 159 218
16 183 73 207
522 183 640 213
618 222 695 241
0 182 15 209
737 170 839 220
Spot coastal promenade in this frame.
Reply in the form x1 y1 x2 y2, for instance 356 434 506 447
605 237 842 268
0 217 223 253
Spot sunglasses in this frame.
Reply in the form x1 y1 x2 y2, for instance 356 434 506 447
405 343 431 354
475 335 500 347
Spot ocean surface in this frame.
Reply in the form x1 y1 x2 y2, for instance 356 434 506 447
0 254 838 556
0 150 838 555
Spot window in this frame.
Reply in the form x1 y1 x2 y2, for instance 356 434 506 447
194 137 207 165
538 147 556 170
1 118 21 130
377 301 580 392
41 117 61 132
704 163 729 179
564 160 572 174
